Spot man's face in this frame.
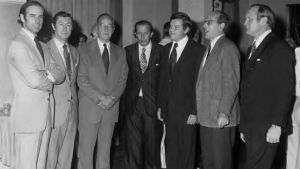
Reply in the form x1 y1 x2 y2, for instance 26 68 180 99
169 19 189 42
52 16 72 42
20 5 44 34
244 7 266 38
203 13 224 41
97 16 114 43
135 24 153 46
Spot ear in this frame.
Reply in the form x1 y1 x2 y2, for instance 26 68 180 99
51 23 55 31
184 27 190 34
259 17 268 25
20 14 25 24
219 22 225 31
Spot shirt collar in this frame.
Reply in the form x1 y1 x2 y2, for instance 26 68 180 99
173 35 188 47
254 29 272 48
97 38 110 48
21 28 36 42
138 41 152 51
210 34 224 51
53 37 67 49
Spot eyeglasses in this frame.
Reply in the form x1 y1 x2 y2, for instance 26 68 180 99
203 20 218 25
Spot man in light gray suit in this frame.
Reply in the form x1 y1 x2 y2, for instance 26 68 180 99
196 11 240 169
7 1 65 169
77 13 128 169
47 11 79 169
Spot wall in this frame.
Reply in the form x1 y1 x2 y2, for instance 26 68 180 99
122 0 172 47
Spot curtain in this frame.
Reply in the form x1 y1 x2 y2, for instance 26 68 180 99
38 0 122 44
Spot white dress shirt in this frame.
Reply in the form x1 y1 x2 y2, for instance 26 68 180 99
169 35 189 62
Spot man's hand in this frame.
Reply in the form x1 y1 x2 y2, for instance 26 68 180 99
217 113 229 128
186 114 197 125
157 108 163 122
98 96 115 110
266 124 281 143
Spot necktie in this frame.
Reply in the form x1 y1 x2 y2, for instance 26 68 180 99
140 47 147 73
63 44 72 80
102 43 109 75
248 41 256 60
169 43 178 74
34 37 44 64
202 44 211 67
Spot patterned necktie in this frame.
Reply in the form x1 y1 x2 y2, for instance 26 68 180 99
169 43 178 74
140 47 147 73
63 44 72 80
34 36 44 64
102 43 109 75
248 41 256 60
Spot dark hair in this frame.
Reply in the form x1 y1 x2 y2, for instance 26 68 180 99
18 0 45 26
170 12 192 34
214 11 231 33
52 11 73 25
96 13 115 28
251 4 275 30
134 20 153 33
162 22 170 37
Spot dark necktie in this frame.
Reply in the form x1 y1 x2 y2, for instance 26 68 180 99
140 47 147 73
34 37 44 64
102 43 109 75
169 43 178 74
248 41 256 60
63 44 72 80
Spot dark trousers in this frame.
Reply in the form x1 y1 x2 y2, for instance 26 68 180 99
124 97 162 169
243 132 278 169
200 125 236 169
165 116 196 169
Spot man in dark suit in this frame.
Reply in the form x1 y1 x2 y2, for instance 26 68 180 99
47 11 79 169
157 12 205 169
77 13 128 169
123 20 162 169
196 11 240 169
240 4 295 169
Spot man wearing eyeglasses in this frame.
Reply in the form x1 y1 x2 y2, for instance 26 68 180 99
196 11 240 169
240 4 295 169
77 13 128 169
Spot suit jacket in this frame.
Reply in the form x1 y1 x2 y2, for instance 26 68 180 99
240 32 295 134
47 39 79 127
158 39 205 122
196 36 240 128
77 39 128 123
8 29 65 132
123 42 162 118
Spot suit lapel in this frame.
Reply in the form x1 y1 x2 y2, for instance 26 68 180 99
90 40 107 77
132 43 143 76
19 30 45 68
245 33 274 72
146 43 157 72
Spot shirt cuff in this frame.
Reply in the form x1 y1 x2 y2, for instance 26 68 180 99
46 71 56 83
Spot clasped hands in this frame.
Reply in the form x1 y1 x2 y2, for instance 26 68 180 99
97 96 116 110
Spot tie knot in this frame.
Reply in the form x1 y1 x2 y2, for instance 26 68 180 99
63 44 68 50
173 43 178 49
142 48 146 53
103 43 107 48
34 36 39 43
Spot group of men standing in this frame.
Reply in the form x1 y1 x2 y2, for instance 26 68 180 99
6 1 296 169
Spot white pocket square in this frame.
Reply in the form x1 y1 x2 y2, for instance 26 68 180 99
155 64 159 66
256 58 261 62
